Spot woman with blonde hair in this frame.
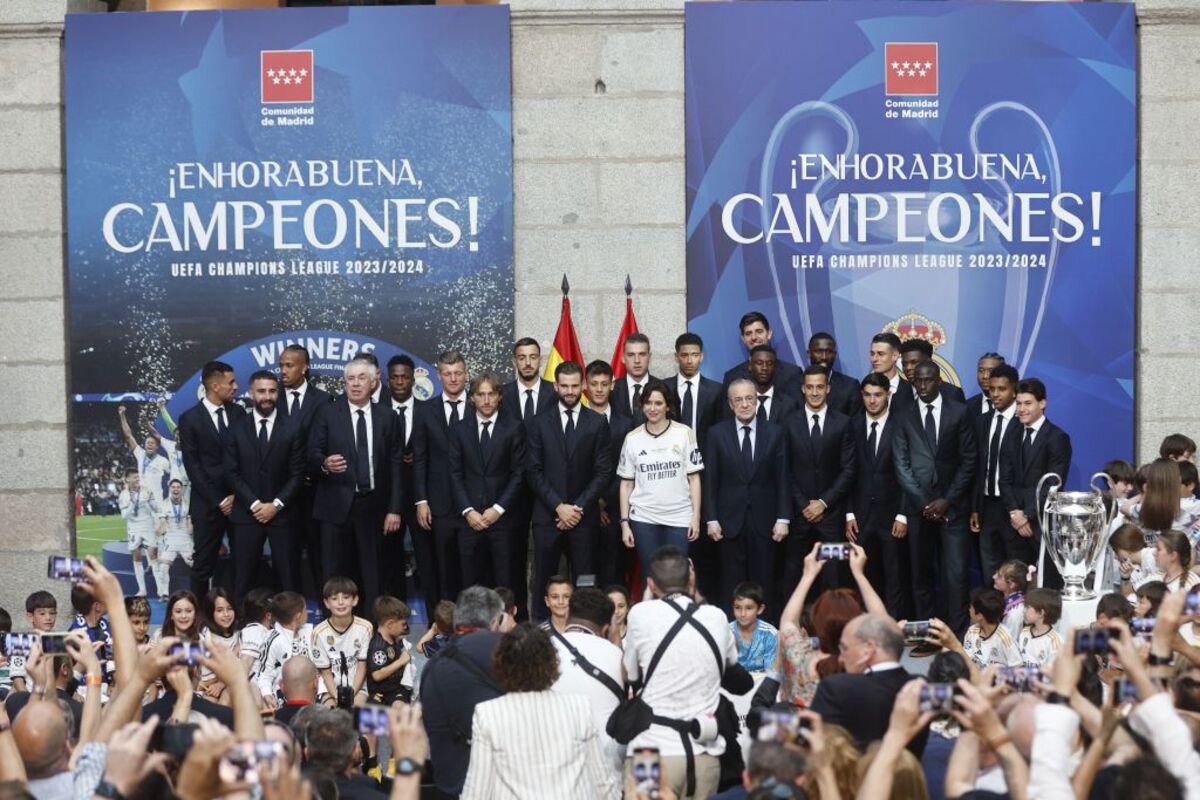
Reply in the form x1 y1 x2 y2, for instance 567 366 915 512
804 723 861 800
858 742 929 800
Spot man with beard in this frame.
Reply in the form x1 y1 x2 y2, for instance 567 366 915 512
224 370 306 601
526 361 612 622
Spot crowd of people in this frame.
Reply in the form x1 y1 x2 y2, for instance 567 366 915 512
7 309 1199 799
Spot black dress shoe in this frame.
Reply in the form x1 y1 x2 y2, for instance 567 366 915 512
909 642 941 658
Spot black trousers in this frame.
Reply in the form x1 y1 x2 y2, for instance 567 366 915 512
457 520 516 593
232 520 300 604
689 533 723 607
379 517 408 608
531 520 598 621
859 519 911 620
510 497 533 619
409 509 443 614
294 482 324 598
190 502 230 596
320 493 385 615
911 510 971 634
719 526 780 620
431 511 462 603
977 495 1010 582
595 499 628 590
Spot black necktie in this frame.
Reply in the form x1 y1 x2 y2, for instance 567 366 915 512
395 404 408 445
631 383 642 418
1022 426 1033 465
682 381 694 428
867 420 878 458
258 419 269 454
987 415 1003 495
448 399 461 425
924 404 937 448
757 395 768 425
480 420 492 449
564 407 576 438
524 389 534 420
810 414 822 451
355 409 371 492
741 425 754 473
290 391 300 416
215 407 227 435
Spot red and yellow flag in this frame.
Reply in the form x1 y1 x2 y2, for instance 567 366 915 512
543 275 586 381
609 275 638 380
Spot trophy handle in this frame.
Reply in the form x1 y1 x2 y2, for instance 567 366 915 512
1091 471 1117 531
1036 472 1062 537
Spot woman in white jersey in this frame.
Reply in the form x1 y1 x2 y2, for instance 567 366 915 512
617 381 703 577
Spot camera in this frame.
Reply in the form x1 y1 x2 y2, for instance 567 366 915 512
47 556 85 582
168 641 208 666
1074 627 1112 656
755 709 810 743
996 666 1042 692
40 633 69 656
152 723 198 757
355 705 390 736
336 685 355 710
631 747 662 798
1114 677 1139 704
1187 588 1200 616
218 741 284 784
903 621 932 644
576 573 597 589
1 634 36 658
817 543 851 561
919 683 956 714
1131 617 1156 637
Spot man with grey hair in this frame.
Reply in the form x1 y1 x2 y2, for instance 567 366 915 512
702 376 791 615
810 612 926 756
302 706 385 799
418 586 505 797
309 355 405 610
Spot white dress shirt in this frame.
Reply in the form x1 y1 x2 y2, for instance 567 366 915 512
625 375 649 414
757 385 776 420
284 380 308 416
442 393 466 425
250 409 284 511
202 397 228 431
1023 414 1047 445
985 404 1017 496
676 374 699 429
805 404 828 434
348 400 374 491
517 380 542 419
559 402 580 433
463 413 504 517
391 396 414 446
920 393 943 441
888 373 901 396
979 393 991 415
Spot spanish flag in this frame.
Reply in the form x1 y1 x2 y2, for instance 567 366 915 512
543 274 586 381
609 275 638 380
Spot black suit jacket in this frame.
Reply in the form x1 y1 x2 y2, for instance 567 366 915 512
385 398 420 508
501 379 556 427
447 411 526 521
611 375 660 420
525 404 611 523
965 392 992 425
892 381 966 417
178 400 246 511
276 382 332 432
601 411 635 509
850 413 905 529
971 407 1015 511
999 418 1072 522
723 359 803 400
307 398 405 523
702 419 790 537
810 668 927 756
827 370 864 418
666 373 723 453
785 408 856 517
223 412 305 527
412 395 464 517
720 387 797 424
892 398 977 513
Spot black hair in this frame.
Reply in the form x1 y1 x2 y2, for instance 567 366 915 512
585 359 613 380
386 354 415 372
648 546 690 592
989 364 1020 385
1016 378 1047 402
928 651 970 684
1096 592 1133 624
870 332 902 350
512 337 540 354
899 339 934 358
322 576 359 601
281 344 310 364
749 344 776 358
249 369 278 385
568 587 615 628
969 587 1005 625
495 586 517 613
554 360 583 380
70 585 97 616
860 372 890 391
674 332 704 352
808 331 836 347
732 581 766 606
1161 433 1197 460
201 360 234 385
801 363 829 380
242 587 274 624
624 332 650 349
25 591 56 614
544 574 572 594
738 311 770 333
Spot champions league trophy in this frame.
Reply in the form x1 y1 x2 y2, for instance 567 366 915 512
1036 472 1114 601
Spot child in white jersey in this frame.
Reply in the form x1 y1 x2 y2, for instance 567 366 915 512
1018 588 1063 667
254 591 312 709
993 559 1032 641
240 588 275 677
962 588 1022 669
310 577 373 708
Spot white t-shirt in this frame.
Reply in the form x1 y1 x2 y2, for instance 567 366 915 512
617 422 703 527
311 616 373 688
551 628 626 771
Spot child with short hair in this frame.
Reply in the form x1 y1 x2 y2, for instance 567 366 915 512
1095 592 1133 627
962 588 1022 668
253 591 312 708
993 560 1031 640
1160 433 1197 464
68 584 113 681
311 577 373 708
124 596 152 647
1018 588 1063 667
729 582 778 673
367 596 415 707
239 588 274 673
12 591 58 692
1111 522 1157 597
416 600 455 658
495 587 518 622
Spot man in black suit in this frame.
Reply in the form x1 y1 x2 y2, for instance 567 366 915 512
810 614 926 757
783 365 856 593
276 344 332 597
611 332 657 423
893 361 978 634
585 360 636 589
703 378 790 615
447 371 527 593
413 351 470 607
807 332 863 418
965 352 1005 424
970 364 1020 582
526 361 611 621
722 310 802 399
224 370 305 602
385 354 420 605
892 339 966 416
308 356 404 612
178 360 246 595
846 373 909 619
999 377 1072 577
736 345 799 424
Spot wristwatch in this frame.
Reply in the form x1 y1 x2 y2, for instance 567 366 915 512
1148 652 1174 666
94 780 126 800
1045 691 1071 705
395 758 423 778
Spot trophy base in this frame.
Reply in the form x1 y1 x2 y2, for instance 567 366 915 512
1060 586 1097 602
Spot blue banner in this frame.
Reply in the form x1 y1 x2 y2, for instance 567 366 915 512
65 6 512 519
686 1 1136 484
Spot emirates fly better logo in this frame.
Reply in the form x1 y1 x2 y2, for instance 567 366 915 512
885 43 938 96
261 50 314 104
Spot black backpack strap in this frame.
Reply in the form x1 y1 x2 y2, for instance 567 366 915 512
550 627 624 700
664 597 725 677
428 639 500 744
639 601 702 692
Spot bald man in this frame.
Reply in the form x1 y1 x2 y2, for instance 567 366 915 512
13 699 73 798
276 655 319 727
